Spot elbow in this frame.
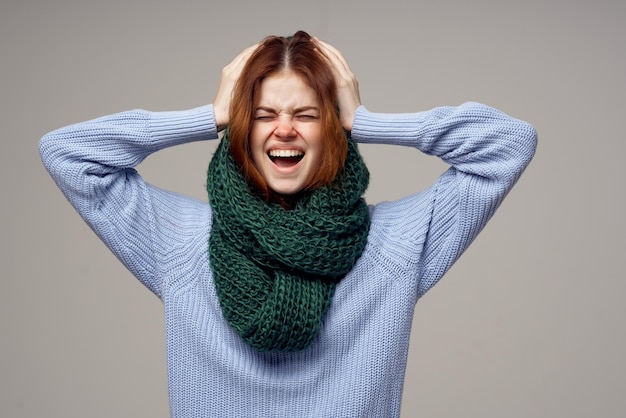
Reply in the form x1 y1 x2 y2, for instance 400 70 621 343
39 129 71 181
467 102 538 162
461 102 538 182
39 132 55 173
513 119 538 171
498 119 537 186
484 102 538 172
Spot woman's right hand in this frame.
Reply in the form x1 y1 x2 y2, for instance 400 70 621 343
213 44 258 131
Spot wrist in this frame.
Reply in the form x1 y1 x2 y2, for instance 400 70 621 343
213 105 228 132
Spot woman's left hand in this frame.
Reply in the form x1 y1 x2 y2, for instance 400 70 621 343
314 38 361 131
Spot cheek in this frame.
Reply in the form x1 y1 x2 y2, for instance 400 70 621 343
307 127 324 153
248 127 265 158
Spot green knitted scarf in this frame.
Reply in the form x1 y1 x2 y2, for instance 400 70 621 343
207 130 370 352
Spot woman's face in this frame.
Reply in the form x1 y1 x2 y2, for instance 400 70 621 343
249 71 323 195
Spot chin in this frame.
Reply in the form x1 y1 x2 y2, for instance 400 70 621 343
269 185 305 196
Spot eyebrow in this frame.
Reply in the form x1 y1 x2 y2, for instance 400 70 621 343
255 106 320 114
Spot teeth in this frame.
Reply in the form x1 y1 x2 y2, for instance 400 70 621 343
268 149 304 158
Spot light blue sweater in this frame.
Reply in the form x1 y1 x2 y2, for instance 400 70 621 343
40 103 536 417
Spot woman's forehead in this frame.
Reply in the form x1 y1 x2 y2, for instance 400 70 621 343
257 72 319 110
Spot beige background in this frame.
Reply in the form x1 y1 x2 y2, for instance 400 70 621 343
2 0 625 416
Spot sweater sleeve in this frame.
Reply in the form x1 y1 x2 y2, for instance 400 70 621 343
39 104 219 297
351 102 537 298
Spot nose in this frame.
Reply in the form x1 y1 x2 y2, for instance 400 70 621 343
274 115 296 138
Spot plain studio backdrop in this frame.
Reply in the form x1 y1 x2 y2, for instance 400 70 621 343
2 0 624 417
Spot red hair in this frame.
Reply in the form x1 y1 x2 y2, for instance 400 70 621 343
228 30 347 204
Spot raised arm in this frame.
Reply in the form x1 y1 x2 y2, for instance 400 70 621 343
39 43 259 296
39 105 219 296
315 37 537 297
352 103 537 297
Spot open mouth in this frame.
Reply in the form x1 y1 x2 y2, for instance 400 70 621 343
268 149 304 168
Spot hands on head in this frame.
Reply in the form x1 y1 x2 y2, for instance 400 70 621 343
312 37 361 132
212 35 361 132
213 44 258 131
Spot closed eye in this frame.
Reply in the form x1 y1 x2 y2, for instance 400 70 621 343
295 114 319 120
254 115 276 121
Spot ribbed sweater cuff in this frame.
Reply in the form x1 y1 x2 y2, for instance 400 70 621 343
351 105 424 146
148 104 219 149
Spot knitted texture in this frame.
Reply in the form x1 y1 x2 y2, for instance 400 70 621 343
206 131 370 352
40 103 537 417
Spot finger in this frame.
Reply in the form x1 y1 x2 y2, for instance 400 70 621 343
225 44 259 75
214 44 259 130
313 38 352 74
313 38 354 84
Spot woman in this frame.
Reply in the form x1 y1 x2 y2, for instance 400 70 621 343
40 31 537 417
